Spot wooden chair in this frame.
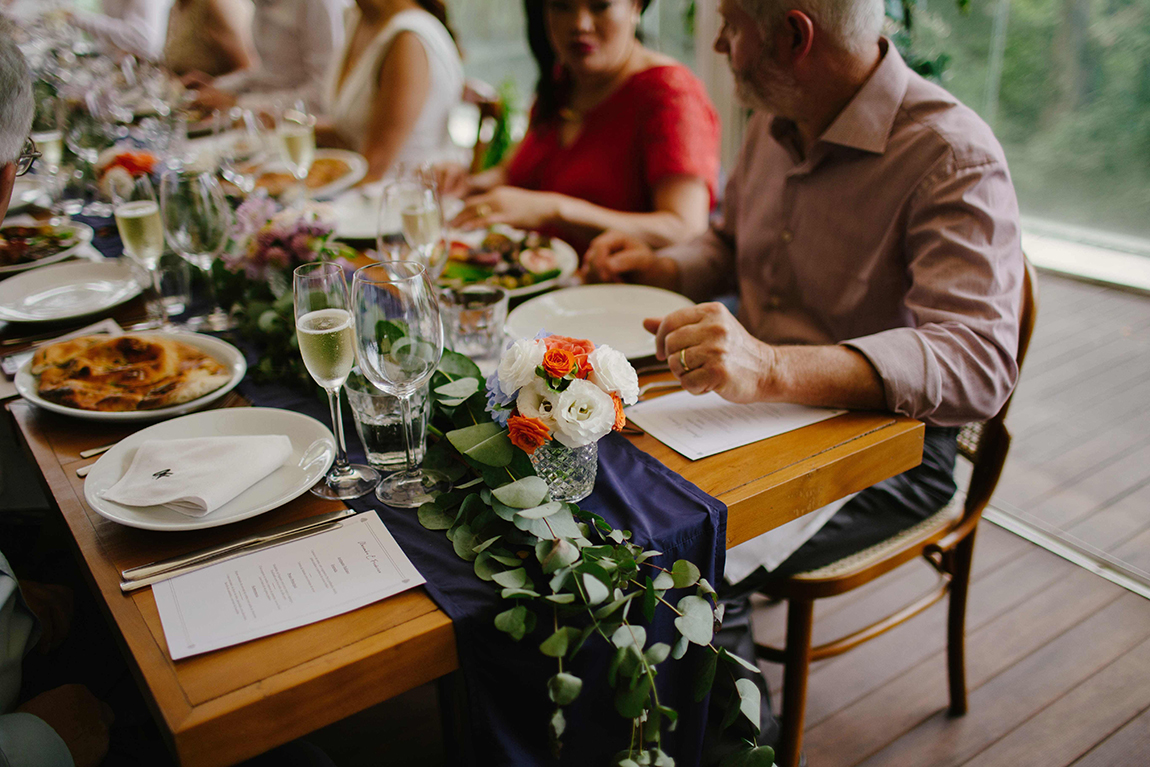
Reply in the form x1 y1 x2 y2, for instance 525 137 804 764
754 259 1039 767
462 79 505 175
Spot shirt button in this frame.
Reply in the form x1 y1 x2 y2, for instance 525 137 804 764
780 229 793 243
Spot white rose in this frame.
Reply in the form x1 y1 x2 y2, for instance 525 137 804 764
516 379 559 428
553 379 615 448
588 344 639 405
497 338 545 393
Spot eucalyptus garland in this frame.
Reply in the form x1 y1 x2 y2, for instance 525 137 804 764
418 350 777 766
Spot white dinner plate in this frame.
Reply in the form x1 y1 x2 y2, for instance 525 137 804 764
0 260 142 323
15 331 248 422
506 284 695 359
258 149 368 201
0 221 94 275
83 408 335 531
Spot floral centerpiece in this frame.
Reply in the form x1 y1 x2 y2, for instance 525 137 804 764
415 344 776 765
485 333 639 502
212 192 358 385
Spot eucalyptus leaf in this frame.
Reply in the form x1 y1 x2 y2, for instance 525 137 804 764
417 502 455 531
718 647 763 675
644 642 671 666
549 707 566 740
608 529 626 544
494 605 529 641
541 539 580 574
671 635 690 660
540 628 572 658
491 568 528 589
434 378 480 399
717 745 775 767
489 551 523 566
734 678 761 734
501 587 542 599
545 593 576 604
492 499 519 522
455 476 485 489
652 572 675 591
518 501 563 520
635 549 663 565
614 673 652 719
674 596 714 645
439 397 472 407
693 650 718 703
473 535 501 554
642 576 657 623
473 551 499 581
608 646 627 687
451 524 480 562
582 573 610 605
594 592 636 620
611 625 647 651
696 577 717 597
436 349 482 380
671 560 700 589
492 476 549 509
447 422 514 467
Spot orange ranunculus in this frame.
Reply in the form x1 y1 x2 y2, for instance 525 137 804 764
507 414 551 455
611 393 626 431
545 335 595 378
105 151 157 178
542 347 575 378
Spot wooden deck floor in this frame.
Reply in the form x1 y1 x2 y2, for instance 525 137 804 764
750 272 1150 766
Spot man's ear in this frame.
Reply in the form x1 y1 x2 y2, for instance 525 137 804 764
0 162 16 221
784 10 815 63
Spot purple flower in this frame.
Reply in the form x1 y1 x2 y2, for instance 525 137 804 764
235 192 279 236
265 246 290 271
485 370 515 427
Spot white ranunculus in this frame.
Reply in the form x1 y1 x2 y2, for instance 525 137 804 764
497 338 545 393
516 379 559 427
553 379 616 448
588 344 639 405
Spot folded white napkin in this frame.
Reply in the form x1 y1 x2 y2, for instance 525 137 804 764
100 436 293 517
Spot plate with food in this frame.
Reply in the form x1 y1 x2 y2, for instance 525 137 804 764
254 149 368 201
82 407 335 531
0 260 141 323
15 332 247 422
0 221 93 275
440 225 579 298
506 284 695 359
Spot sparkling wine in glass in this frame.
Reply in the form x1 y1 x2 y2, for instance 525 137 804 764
160 169 234 331
380 179 447 279
114 175 168 326
294 262 381 500
352 261 444 507
276 103 316 203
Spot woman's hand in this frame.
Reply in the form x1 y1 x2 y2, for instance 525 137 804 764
191 85 237 112
451 186 560 231
180 70 214 89
434 162 473 198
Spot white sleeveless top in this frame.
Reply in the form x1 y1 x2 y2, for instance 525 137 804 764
325 7 463 168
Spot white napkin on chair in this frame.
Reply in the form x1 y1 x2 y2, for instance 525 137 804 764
100 436 293 517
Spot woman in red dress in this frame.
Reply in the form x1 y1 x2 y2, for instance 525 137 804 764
443 0 720 255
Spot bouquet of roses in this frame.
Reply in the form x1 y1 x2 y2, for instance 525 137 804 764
485 333 640 455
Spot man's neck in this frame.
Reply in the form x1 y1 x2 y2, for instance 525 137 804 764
794 41 883 154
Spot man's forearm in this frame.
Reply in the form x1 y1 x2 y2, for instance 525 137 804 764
763 344 887 411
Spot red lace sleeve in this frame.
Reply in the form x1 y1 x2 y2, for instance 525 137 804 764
637 66 721 204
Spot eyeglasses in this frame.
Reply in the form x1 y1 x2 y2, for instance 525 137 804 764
16 137 40 177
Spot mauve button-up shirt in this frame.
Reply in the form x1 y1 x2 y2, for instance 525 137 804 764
662 43 1024 427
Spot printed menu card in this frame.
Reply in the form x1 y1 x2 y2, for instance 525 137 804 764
153 513 424 660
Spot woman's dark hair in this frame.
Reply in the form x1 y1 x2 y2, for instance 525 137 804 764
417 0 458 45
525 0 650 125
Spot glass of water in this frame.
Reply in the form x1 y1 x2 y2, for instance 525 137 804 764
439 284 509 375
345 370 431 471
293 262 381 500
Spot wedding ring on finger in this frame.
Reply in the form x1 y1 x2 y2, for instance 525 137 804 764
476 203 493 218
678 348 691 373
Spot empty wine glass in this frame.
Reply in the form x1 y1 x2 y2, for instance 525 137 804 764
160 169 233 331
294 262 381 500
276 102 316 204
113 175 168 326
379 178 447 279
352 262 444 507
215 109 267 195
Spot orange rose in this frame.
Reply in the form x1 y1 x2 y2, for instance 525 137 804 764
542 347 575 378
545 335 595 378
507 414 551 455
611 393 626 431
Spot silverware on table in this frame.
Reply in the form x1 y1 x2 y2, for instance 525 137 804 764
76 463 95 478
79 442 117 459
637 379 683 399
119 520 346 592
119 508 356 588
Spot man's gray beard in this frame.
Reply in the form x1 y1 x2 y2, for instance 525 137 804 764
733 55 801 117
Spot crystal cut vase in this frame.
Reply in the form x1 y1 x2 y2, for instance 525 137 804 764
529 440 598 503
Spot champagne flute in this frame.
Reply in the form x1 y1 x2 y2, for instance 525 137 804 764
113 175 168 326
380 179 447 279
294 262 381 500
276 102 316 204
215 109 267 195
352 262 444 507
160 169 233 331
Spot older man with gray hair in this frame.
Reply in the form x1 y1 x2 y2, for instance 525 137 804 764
588 1 1024 761
0 26 34 220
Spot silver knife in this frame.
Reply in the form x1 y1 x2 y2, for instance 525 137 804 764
119 521 345 592
120 508 356 582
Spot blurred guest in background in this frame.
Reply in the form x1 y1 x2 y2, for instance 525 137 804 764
184 0 347 114
442 0 719 255
164 0 254 78
67 0 175 61
320 0 462 182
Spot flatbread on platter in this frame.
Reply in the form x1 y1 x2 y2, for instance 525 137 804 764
32 335 231 412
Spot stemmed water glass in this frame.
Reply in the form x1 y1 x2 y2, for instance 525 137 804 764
112 175 168 327
352 262 444 507
378 178 447 279
160 169 233 331
276 102 316 204
215 109 267 195
294 262 381 500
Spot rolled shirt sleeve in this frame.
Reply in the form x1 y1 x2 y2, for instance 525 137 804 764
660 163 741 303
844 155 1023 426
0 713 74 767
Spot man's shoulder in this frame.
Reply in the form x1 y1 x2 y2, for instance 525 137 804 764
895 73 1007 172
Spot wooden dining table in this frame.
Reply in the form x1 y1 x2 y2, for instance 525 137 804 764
3 371 923 767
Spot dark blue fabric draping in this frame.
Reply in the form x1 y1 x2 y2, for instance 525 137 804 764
238 373 728 766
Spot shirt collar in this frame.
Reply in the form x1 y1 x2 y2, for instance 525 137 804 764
818 38 909 155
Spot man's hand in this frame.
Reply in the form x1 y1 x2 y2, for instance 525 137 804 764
17 685 113 767
583 231 679 289
644 302 775 404
191 86 237 113
20 580 73 654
